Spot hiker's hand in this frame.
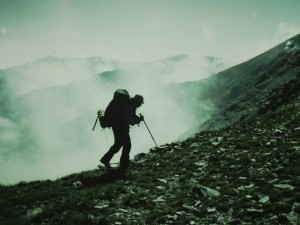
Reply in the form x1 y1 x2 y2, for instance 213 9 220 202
139 115 144 122
97 110 103 116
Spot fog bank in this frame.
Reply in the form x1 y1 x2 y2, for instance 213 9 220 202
0 55 226 184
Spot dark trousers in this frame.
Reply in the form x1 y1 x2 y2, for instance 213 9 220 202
101 127 131 169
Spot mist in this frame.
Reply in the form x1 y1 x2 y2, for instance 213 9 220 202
0 55 226 184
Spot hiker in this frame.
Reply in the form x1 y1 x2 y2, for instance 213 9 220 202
100 92 144 172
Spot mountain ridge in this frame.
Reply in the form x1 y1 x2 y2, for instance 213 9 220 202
175 34 300 138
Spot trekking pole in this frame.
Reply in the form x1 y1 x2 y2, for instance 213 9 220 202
92 114 100 131
140 114 158 148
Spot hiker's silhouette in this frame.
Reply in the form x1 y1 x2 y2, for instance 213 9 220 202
100 91 144 172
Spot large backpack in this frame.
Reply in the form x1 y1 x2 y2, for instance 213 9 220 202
99 89 130 128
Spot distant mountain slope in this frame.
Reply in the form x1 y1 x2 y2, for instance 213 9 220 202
0 56 126 96
0 54 226 97
177 34 300 137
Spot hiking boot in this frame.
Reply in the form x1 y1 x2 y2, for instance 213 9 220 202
100 158 111 169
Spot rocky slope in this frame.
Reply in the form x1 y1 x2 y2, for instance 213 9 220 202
175 34 300 137
1 98 299 225
199 34 300 131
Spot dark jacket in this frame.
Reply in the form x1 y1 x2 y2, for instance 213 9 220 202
124 101 141 126
108 99 140 131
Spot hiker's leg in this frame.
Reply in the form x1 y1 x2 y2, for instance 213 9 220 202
101 127 123 162
120 132 131 170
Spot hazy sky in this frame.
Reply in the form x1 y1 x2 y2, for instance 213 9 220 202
1 0 300 68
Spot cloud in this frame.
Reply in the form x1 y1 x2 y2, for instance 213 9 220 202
0 117 20 154
257 22 300 54
277 22 300 40
0 55 222 184
199 23 216 42
0 27 7 35
252 11 258 20
227 22 300 65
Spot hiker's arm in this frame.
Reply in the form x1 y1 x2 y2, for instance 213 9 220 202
124 106 142 125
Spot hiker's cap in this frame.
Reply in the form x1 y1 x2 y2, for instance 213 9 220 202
133 95 144 104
